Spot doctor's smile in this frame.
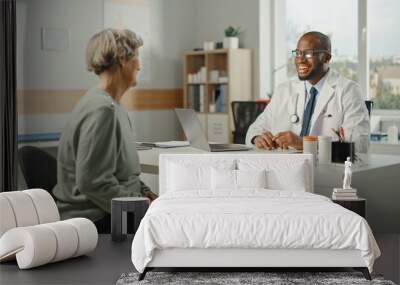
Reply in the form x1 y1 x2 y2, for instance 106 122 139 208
297 65 310 75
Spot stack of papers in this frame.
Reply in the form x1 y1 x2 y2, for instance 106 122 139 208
137 141 190 148
135 143 153 150
332 188 358 200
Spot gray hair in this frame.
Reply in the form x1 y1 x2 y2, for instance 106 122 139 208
86 28 143 75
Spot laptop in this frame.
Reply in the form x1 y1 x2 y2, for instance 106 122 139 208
175 108 251 152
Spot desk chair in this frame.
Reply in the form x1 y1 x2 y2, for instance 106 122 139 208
231 101 268 144
18 146 57 197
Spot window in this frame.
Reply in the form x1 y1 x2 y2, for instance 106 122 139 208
369 0 400 110
281 0 400 112
285 0 358 82
260 0 400 143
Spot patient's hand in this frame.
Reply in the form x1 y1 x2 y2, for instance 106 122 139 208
272 131 303 150
144 190 158 203
254 132 277 150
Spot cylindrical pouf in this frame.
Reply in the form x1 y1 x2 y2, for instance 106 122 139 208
23 189 60 223
0 226 57 269
42 221 79 262
63 218 98 257
0 192 39 227
0 196 17 237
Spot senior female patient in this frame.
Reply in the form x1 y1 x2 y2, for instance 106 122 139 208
53 28 157 233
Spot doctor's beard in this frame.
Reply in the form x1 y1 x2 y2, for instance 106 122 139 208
297 61 325 81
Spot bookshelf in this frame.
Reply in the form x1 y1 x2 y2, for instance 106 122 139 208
183 49 252 143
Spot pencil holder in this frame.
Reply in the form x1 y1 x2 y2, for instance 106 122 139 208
331 142 355 163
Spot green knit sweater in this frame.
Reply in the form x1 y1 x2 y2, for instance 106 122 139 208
53 88 149 221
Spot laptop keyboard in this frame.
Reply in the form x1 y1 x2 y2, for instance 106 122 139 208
210 144 232 148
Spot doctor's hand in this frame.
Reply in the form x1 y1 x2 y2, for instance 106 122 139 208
254 132 277 149
272 131 303 150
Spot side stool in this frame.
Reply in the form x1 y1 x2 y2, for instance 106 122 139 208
111 197 149 242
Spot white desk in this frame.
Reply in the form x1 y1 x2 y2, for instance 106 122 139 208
314 154 400 234
18 140 59 148
370 141 400 155
139 147 400 233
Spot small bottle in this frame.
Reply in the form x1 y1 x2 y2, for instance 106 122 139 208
318 136 332 164
303 136 318 165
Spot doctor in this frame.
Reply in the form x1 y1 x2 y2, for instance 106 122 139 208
246 31 369 150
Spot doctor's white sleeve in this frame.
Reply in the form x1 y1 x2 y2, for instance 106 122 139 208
245 100 275 146
341 81 370 145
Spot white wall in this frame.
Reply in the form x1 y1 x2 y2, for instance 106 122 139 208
16 0 195 140
194 0 260 98
143 0 196 89
17 0 267 139
17 0 196 90
259 0 287 98
18 110 183 142
259 0 273 99
17 0 102 89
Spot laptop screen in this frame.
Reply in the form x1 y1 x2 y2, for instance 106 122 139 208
175 108 210 151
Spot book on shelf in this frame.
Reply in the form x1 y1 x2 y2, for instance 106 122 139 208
187 85 194 110
209 84 226 113
187 84 205 112
217 84 226 112
200 85 205 112
209 87 216 113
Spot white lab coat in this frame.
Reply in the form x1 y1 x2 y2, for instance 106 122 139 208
246 70 370 147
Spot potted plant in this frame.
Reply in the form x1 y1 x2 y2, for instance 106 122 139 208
223 26 241 49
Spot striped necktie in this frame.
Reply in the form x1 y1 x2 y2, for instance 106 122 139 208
300 86 318 137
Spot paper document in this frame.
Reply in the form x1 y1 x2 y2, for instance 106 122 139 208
137 141 190 148
136 143 152 150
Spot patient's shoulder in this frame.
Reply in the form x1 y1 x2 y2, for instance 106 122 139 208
75 88 116 113
86 88 115 106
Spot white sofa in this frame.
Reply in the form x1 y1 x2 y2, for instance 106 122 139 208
0 189 98 269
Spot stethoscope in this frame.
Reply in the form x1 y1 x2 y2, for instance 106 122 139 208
289 92 300 124
289 86 333 125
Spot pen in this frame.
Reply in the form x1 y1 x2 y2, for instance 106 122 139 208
331 128 340 140
339 127 345 143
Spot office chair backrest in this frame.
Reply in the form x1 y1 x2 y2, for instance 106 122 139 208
231 101 268 132
231 101 268 144
18 146 57 196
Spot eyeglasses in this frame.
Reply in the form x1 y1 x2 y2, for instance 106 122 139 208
292 49 329 59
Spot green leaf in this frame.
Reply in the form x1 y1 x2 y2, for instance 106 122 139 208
224 26 241 37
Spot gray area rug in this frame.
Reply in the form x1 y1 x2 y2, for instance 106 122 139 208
116 271 396 285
